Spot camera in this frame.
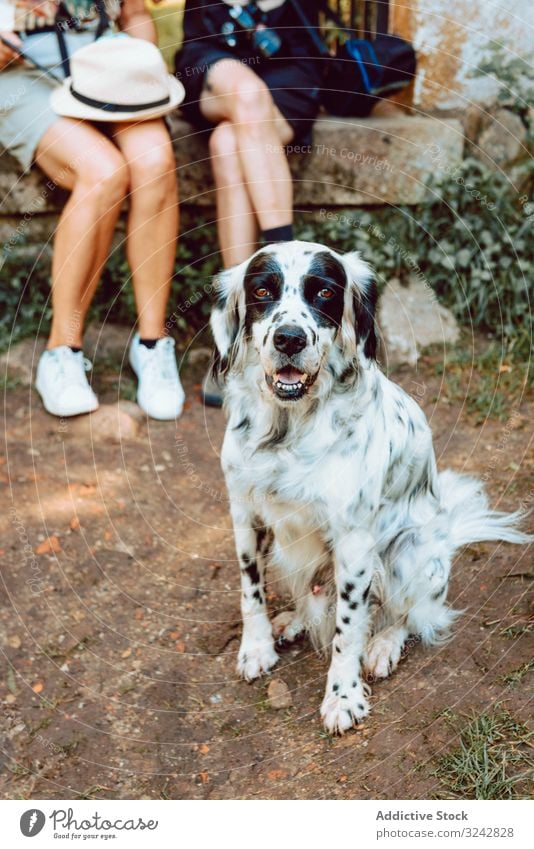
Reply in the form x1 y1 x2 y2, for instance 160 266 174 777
222 3 282 58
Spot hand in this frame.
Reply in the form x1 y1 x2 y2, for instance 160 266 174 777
0 31 22 70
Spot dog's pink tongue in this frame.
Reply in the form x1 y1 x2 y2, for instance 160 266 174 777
277 368 305 384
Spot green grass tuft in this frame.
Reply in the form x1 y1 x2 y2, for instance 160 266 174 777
499 659 534 689
433 707 534 799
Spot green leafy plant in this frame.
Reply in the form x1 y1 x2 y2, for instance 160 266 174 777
301 155 533 371
471 40 533 136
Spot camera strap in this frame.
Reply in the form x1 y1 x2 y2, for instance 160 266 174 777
287 0 329 57
55 0 111 78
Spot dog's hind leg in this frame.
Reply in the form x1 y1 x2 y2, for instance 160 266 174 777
365 522 456 680
272 610 305 643
364 622 409 680
231 502 279 681
271 532 333 649
273 587 332 648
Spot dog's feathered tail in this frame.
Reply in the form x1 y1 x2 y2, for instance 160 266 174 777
439 469 533 549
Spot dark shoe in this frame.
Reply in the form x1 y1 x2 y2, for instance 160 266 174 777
201 368 223 408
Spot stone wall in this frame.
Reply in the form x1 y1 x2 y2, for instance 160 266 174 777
391 0 533 114
0 114 463 258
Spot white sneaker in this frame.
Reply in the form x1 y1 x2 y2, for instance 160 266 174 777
129 334 185 420
35 346 99 417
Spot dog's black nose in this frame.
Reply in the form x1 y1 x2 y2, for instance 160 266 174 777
273 325 307 355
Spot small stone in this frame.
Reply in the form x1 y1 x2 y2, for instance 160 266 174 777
378 277 459 367
267 678 293 710
477 109 527 168
63 402 140 442
187 347 212 365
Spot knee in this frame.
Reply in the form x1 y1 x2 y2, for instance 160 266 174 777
232 77 274 129
209 121 239 159
209 121 244 183
77 151 129 205
128 142 177 194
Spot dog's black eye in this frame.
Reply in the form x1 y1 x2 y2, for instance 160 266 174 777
318 287 335 300
254 287 272 300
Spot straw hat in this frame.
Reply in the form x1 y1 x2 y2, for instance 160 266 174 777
50 35 185 122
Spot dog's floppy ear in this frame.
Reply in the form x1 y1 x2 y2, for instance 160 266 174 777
340 250 377 361
210 259 248 375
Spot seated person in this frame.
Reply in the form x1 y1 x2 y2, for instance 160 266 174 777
175 0 323 404
176 0 322 267
175 1 404 405
0 0 184 420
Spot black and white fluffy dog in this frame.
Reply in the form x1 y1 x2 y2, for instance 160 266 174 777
211 241 531 734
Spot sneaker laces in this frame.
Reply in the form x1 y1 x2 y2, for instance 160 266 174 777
49 347 93 386
140 337 178 384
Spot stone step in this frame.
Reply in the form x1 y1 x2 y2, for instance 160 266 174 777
0 114 463 216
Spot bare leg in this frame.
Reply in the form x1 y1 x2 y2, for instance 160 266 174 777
209 121 258 267
35 119 129 349
111 119 178 338
201 59 294 246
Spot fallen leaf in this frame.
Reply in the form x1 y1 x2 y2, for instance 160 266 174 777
169 631 180 640
175 641 186 653
267 769 288 780
338 774 348 783
121 648 132 659
7 635 21 649
198 771 209 784
5 693 16 704
32 681 44 694
199 743 210 755
35 535 61 555
69 516 80 531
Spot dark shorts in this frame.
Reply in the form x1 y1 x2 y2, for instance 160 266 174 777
175 44 321 145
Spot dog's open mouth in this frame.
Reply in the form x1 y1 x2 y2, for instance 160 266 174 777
265 366 315 401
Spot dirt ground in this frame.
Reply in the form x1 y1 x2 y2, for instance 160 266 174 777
1 341 532 800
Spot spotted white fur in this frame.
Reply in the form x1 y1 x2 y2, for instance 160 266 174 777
211 241 532 735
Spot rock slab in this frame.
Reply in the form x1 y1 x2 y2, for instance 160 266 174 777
1 115 464 214
378 277 460 366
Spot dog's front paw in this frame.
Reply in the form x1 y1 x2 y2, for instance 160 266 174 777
237 638 279 681
320 685 370 735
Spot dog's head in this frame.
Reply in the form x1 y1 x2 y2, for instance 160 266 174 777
211 241 377 405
